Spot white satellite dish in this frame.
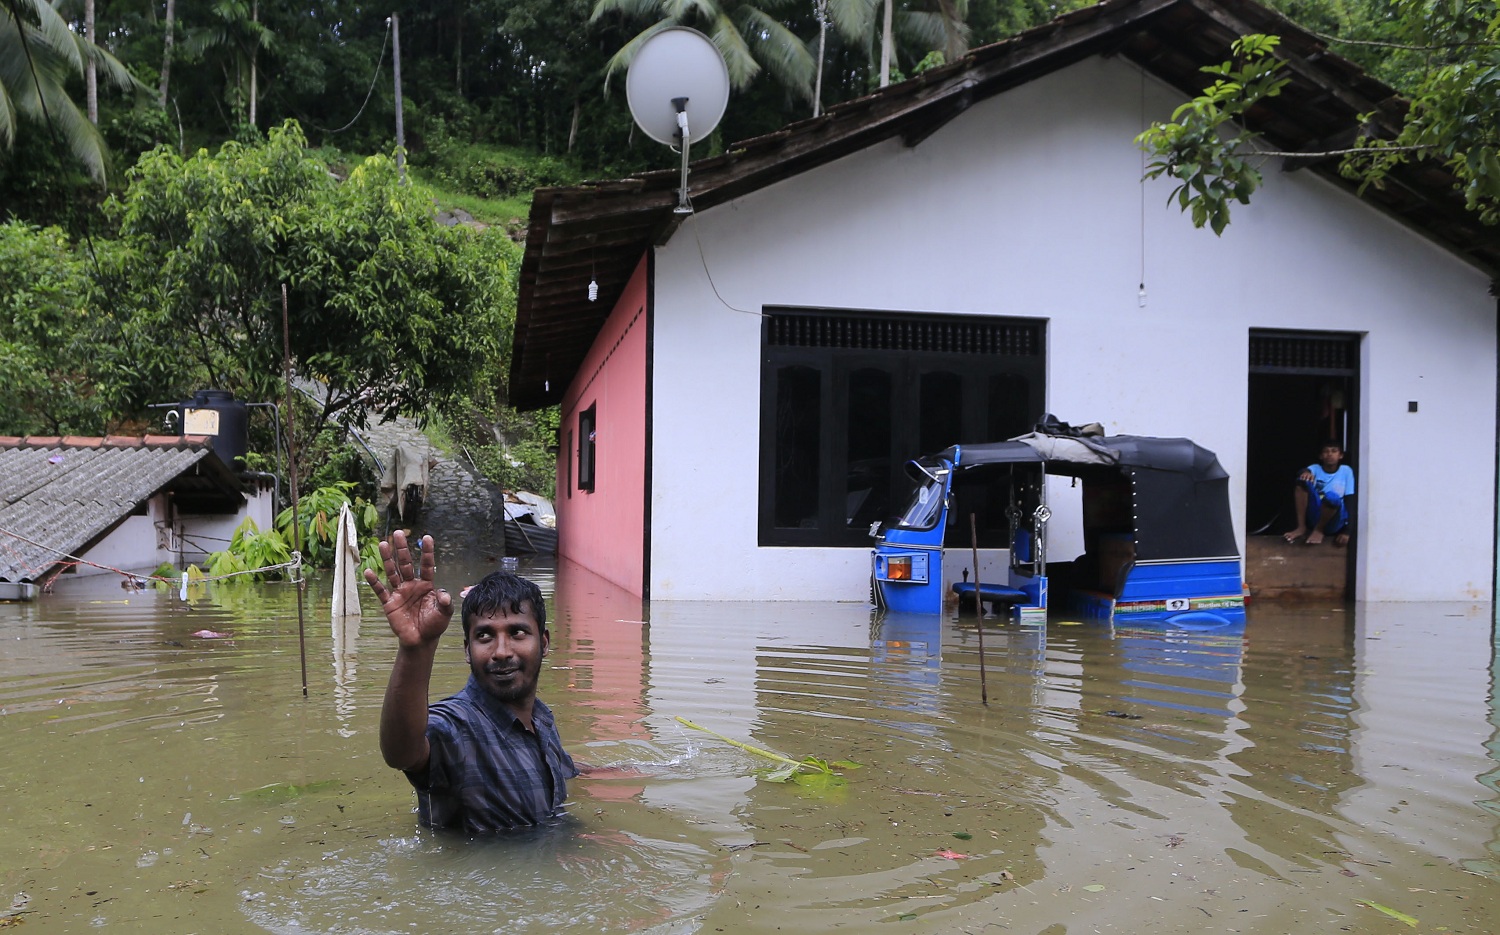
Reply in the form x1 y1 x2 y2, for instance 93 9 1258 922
625 26 730 213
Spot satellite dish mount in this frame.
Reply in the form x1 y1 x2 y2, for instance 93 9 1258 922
626 28 731 215
672 97 691 213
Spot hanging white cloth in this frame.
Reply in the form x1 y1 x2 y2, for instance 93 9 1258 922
331 502 362 620
379 444 431 520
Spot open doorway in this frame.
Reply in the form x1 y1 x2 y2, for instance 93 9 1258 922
1245 330 1360 600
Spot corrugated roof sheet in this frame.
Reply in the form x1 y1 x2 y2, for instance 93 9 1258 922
0 436 233 583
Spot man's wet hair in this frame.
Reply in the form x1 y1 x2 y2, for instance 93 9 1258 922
461 572 546 640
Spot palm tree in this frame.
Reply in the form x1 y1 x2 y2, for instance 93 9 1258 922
182 0 275 131
824 0 969 88
1 0 138 184
592 0 818 102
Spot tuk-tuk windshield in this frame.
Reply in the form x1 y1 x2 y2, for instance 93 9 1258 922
893 472 946 529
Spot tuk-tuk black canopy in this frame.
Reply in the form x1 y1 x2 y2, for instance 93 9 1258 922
914 426 1238 562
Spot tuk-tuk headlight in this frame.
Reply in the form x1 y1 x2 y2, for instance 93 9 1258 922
876 551 928 583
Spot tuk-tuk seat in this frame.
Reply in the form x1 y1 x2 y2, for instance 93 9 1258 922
951 582 1029 608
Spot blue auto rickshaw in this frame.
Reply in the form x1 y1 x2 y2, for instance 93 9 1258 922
871 419 1245 628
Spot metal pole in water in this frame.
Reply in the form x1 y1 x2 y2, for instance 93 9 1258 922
282 284 309 696
970 513 988 706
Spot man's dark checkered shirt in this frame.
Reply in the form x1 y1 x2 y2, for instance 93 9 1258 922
404 676 578 833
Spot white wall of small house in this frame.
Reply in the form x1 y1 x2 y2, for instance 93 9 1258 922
67 485 272 580
648 54 1496 602
179 486 273 564
68 510 162 579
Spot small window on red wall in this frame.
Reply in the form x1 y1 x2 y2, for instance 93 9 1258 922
578 404 596 492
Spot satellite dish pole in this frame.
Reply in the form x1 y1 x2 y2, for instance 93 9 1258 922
672 96 692 214
814 0 828 118
626 28 731 215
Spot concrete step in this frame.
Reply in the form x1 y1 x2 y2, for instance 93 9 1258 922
1245 534 1349 601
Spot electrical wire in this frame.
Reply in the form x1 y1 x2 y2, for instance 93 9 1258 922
0 523 304 586
282 17 392 135
688 211 762 317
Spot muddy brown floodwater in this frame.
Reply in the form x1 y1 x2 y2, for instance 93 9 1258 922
1 557 1497 934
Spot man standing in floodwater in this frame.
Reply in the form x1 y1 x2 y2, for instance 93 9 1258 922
366 530 579 833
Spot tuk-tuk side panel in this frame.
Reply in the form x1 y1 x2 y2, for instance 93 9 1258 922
1109 559 1246 625
1073 589 1116 621
1116 560 1243 603
1128 471 1239 562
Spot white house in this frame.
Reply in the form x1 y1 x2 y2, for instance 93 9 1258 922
509 0 1498 603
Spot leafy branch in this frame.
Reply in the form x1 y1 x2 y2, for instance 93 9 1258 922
674 716 861 787
1141 14 1500 232
1136 34 1290 235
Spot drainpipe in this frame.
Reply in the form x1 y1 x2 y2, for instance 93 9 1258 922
244 402 286 511
241 471 281 527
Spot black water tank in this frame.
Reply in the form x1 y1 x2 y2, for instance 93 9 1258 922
182 389 249 470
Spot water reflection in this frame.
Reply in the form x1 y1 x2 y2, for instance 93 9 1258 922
1475 610 1500 877
551 557 650 803
1 571 1498 933
331 612 360 737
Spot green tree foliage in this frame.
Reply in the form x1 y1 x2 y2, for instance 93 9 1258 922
205 516 292 580
592 0 819 101
206 484 382 580
0 220 106 433
823 0 972 77
0 220 184 435
1141 2 1500 230
180 0 275 126
1137 34 1289 235
965 0 1094 47
0 0 142 185
1360 0 1500 222
104 120 511 436
274 482 381 569
1 0 1144 227
591 0 972 107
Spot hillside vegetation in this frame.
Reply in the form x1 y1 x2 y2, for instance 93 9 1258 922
3 0 1497 506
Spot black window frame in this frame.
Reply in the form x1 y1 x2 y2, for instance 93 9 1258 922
578 404 597 493
758 308 1045 547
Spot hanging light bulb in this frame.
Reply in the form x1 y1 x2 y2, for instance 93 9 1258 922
588 279 599 302
1137 282 1147 308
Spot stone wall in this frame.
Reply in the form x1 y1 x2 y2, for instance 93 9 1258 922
355 414 507 564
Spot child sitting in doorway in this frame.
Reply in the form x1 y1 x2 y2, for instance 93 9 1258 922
1283 440 1355 546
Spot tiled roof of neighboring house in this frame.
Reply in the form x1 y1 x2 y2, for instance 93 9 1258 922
0 435 244 583
508 0 1500 410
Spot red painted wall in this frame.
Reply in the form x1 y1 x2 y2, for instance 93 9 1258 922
555 254 649 596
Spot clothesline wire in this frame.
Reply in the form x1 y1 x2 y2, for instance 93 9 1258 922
0 524 303 586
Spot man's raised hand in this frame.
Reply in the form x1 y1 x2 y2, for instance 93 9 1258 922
364 531 453 647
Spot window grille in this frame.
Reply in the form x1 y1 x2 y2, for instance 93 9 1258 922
767 312 1043 357
1249 332 1359 374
